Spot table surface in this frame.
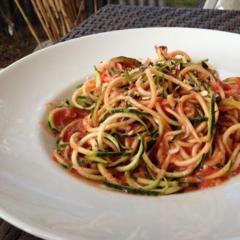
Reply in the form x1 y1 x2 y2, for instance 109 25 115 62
1 3 240 240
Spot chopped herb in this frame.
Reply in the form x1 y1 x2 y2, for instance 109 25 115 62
190 116 208 124
180 62 189 70
108 67 117 75
56 139 68 152
201 61 209 69
76 96 94 107
61 163 70 169
65 99 71 106
146 139 157 151
124 71 133 83
78 158 86 164
156 75 164 86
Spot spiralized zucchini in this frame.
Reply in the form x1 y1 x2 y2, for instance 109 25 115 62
48 47 240 195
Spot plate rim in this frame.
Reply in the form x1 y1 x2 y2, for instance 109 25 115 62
1 26 240 76
1 26 240 240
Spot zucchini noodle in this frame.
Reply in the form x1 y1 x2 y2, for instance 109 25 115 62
47 46 240 196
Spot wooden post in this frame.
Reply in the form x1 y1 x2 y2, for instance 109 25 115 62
35 0 55 42
59 0 72 32
14 0 41 44
17 0 87 43
76 0 85 25
94 0 98 13
30 0 53 42
42 0 60 39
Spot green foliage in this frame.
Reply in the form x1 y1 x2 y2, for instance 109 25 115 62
165 0 199 7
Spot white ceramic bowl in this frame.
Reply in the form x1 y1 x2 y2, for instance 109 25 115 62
1 28 240 240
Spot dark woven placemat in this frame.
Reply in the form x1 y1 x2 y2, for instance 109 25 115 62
61 4 240 42
2 4 240 240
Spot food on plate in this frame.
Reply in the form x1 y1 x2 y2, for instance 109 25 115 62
47 46 240 195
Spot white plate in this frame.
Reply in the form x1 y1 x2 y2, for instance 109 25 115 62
1 28 240 240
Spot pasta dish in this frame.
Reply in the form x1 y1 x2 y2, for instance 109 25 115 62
47 46 240 195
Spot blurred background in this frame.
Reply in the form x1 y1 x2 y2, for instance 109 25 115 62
0 0 206 68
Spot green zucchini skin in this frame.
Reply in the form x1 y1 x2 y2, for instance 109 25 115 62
103 181 161 196
208 92 216 139
165 154 206 178
103 181 182 196
190 116 208 124
100 108 150 123
47 47 240 197
96 150 131 157
116 137 144 172
48 114 58 132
